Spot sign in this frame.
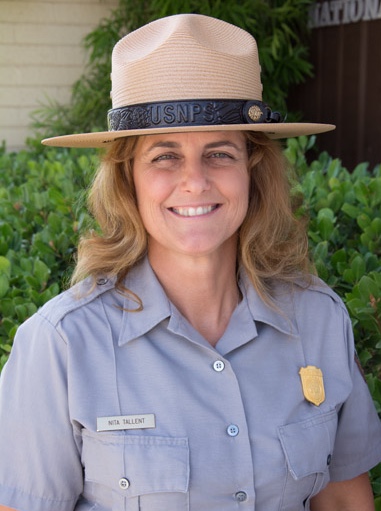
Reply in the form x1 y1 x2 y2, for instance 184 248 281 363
97 414 156 431
309 0 381 27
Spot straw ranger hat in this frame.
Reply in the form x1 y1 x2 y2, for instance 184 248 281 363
42 14 335 148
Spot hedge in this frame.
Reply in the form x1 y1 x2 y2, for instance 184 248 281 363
0 145 96 367
0 138 380 502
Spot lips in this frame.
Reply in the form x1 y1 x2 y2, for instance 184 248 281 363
170 204 219 217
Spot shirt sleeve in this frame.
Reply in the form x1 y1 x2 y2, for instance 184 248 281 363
0 312 83 511
329 313 381 481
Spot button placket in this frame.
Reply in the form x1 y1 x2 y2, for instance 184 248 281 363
207 352 254 504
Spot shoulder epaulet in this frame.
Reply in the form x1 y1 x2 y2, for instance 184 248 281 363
37 276 116 327
292 275 347 311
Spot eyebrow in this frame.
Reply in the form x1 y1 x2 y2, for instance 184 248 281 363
145 141 180 153
205 141 244 151
144 139 244 154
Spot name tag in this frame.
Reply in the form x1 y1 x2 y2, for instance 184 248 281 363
97 414 156 432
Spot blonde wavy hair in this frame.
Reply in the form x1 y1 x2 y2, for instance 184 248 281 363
71 132 312 303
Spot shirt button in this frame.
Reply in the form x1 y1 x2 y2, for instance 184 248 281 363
235 491 248 502
327 454 332 466
119 477 130 490
213 360 225 372
96 277 108 285
227 424 239 437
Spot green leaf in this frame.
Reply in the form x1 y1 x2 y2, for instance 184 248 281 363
350 256 366 282
357 275 381 303
0 256 11 276
341 203 360 219
317 208 335 240
313 241 328 261
327 190 343 212
331 248 347 266
353 180 370 206
369 178 381 207
0 273 10 298
33 260 51 289
357 213 371 231
15 302 38 323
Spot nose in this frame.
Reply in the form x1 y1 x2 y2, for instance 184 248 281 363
180 159 210 194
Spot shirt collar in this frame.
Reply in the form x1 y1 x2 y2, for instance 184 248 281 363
118 258 171 346
118 257 298 347
240 271 299 338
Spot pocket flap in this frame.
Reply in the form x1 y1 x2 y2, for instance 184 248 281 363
278 410 337 480
82 431 189 497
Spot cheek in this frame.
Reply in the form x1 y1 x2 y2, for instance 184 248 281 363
237 197 249 225
133 174 151 225
133 174 170 221
231 173 250 210
234 181 250 227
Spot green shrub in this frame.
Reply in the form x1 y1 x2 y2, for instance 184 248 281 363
285 136 381 382
0 145 96 368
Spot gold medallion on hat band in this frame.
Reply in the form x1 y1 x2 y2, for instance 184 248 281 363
299 366 325 406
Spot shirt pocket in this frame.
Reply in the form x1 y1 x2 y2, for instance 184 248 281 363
82 430 190 511
277 410 338 510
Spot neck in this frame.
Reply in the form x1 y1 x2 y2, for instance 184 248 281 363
148 243 241 346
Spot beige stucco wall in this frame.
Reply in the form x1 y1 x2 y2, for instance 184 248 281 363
0 0 118 152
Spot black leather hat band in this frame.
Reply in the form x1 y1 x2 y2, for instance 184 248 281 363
107 99 282 131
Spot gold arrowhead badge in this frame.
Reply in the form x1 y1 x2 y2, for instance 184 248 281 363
299 366 325 406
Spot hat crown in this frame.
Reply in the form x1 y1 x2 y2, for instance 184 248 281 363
42 13 335 148
111 14 263 108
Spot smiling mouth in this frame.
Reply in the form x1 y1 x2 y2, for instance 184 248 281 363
170 205 220 217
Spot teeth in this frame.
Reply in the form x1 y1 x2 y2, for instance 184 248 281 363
173 205 216 217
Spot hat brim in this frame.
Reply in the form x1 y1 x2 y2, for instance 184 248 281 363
42 123 335 148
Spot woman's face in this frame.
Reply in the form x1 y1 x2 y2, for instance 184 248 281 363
132 131 250 261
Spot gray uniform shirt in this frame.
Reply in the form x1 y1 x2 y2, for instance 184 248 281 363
0 257 380 511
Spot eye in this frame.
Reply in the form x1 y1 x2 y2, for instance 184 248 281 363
152 153 177 162
209 152 232 159
206 151 237 166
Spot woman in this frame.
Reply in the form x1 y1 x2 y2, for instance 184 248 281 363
0 13 380 511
